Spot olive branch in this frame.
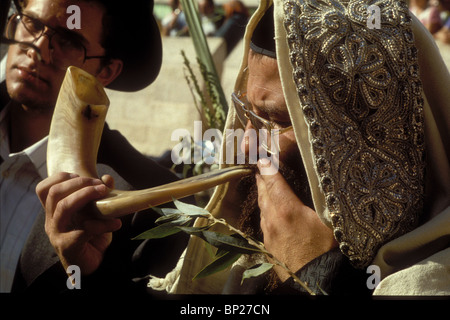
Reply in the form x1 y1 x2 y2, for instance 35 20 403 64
133 199 315 295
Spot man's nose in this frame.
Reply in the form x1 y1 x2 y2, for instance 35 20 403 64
27 33 52 64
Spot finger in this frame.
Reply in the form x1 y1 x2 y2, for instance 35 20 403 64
255 173 268 211
49 183 109 233
67 219 121 258
100 174 115 189
45 177 104 219
36 172 79 207
255 167 286 208
257 159 284 192
257 159 305 205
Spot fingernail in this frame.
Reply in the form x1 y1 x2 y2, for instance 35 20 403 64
94 184 107 193
92 179 104 185
258 158 271 168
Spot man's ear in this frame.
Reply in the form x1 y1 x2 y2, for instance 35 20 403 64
96 58 123 87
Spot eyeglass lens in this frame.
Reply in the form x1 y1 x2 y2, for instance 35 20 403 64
233 93 271 132
6 14 86 69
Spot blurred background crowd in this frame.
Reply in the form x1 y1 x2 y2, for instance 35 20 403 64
409 0 450 43
151 0 450 46
156 0 251 55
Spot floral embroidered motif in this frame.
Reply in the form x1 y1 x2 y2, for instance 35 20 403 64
283 0 425 268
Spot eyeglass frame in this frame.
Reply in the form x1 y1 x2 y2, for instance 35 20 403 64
4 13 107 66
231 91 293 154
231 66 293 154
232 66 293 134
231 91 293 136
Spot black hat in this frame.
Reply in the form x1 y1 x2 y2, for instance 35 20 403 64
13 0 162 92
102 0 162 91
250 5 276 58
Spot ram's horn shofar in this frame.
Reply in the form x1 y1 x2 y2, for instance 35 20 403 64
47 66 252 218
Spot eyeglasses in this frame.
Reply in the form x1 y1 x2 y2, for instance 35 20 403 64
4 13 106 69
232 91 293 154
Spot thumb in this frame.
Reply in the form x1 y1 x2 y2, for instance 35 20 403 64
256 159 305 205
101 174 115 190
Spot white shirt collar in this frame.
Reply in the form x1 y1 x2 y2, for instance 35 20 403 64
0 102 48 178
18 135 48 178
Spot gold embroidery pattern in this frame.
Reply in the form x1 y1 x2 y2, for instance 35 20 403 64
283 0 426 268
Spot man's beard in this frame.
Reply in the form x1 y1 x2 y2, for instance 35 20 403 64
237 149 313 242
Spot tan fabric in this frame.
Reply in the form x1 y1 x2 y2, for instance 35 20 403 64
157 0 449 295
373 209 450 295
375 247 449 295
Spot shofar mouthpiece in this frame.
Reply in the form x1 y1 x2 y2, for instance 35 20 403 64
47 67 252 218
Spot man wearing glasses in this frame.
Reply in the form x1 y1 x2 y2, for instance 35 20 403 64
1 0 186 293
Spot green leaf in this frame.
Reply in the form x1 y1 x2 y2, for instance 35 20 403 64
173 199 211 217
151 207 164 216
214 247 230 258
152 207 181 217
176 225 212 235
132 222 183 240
193 251 241 280
155 213 182 224
160 208 182 216
199 231 261 254
204 241 216 258
241 263 274 285
132 215 192 240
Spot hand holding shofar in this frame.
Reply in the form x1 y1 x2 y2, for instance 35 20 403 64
47 66 252 218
